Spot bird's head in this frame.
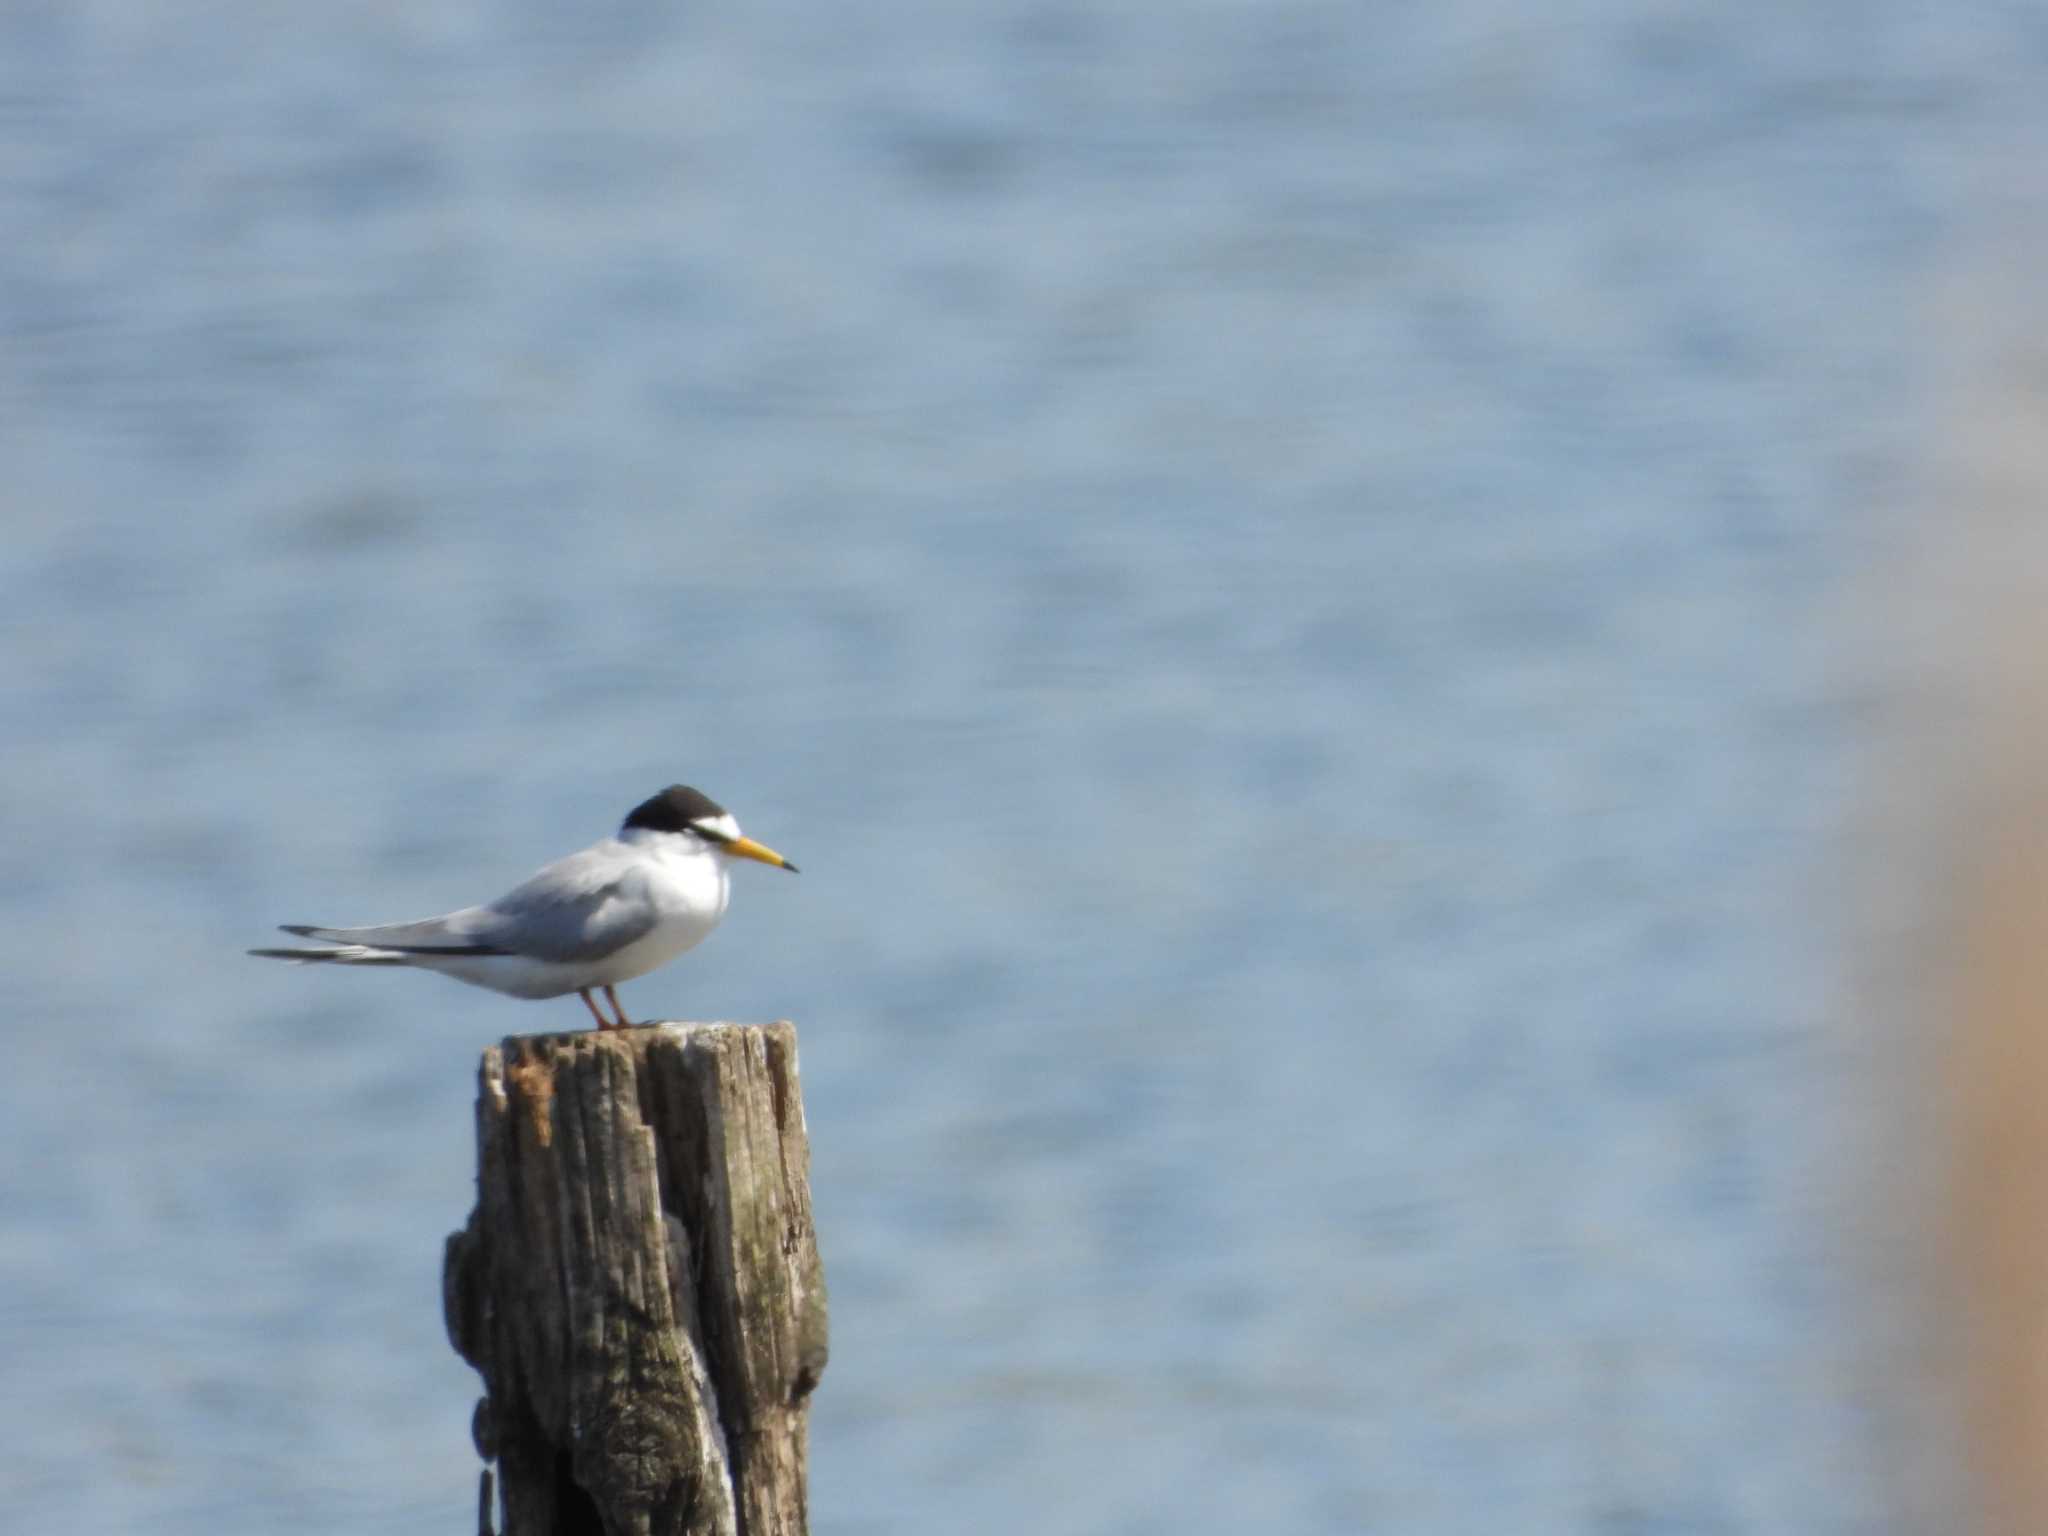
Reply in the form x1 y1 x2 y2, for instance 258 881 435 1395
621 784 798 872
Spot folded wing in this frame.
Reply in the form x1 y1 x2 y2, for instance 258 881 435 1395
257 845 660 967
278 915 507 955
469 849 661 964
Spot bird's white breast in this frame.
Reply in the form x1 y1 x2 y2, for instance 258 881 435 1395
592 836 731 984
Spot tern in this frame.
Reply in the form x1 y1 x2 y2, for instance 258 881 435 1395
248 785 797 1029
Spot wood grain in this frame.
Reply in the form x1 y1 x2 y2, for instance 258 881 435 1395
445 1024 828 1536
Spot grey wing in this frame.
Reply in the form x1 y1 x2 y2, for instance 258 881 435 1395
472 848 660 964
280 909 505 952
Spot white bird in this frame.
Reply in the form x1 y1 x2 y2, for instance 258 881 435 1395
248 785 797 1030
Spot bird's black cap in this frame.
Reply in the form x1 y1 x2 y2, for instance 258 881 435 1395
621 785 729 835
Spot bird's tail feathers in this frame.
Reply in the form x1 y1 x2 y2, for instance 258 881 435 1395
277 921 505 955
280 922 404 945
251 921 509 967
247 944 410 966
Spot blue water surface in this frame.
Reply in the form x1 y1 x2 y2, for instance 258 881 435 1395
2 4 2037 1532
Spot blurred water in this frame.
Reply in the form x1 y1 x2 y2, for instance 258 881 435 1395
1 4 2038 1532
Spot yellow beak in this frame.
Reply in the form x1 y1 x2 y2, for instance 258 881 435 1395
727 835 799 873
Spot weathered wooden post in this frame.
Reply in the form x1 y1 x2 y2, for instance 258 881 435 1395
442 1023 829 1536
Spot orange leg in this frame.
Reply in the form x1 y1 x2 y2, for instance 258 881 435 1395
603 985 631 1028
577 988 612 1031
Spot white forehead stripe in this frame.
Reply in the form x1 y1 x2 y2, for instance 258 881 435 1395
694 813 743 841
